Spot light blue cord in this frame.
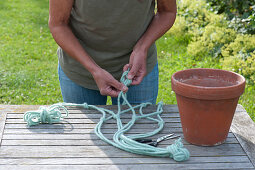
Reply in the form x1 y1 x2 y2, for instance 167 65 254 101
24 71 190 162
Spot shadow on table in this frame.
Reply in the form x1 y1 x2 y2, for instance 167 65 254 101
26 121 74 133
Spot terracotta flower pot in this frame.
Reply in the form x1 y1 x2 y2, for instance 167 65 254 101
171 68 245 146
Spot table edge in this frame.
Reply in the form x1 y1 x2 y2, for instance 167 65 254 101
231 104 255 168
0 105 23 145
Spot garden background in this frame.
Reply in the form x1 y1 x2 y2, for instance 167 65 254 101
0 0 254 121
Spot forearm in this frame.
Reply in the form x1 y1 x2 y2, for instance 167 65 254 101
134 0 177 53
49 25 101 74
48 0 127 96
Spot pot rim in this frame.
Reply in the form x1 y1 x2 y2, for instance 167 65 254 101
171 68 246 100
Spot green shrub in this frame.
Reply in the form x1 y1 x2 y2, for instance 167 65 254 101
177 0 209 28
169 0 255 86
187 25 236 58
222 34 255 84
222 34 255 57
170 0 234 59
206 0 255 34
168 0 208 37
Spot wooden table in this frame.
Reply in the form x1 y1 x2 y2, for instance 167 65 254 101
0 104 254 170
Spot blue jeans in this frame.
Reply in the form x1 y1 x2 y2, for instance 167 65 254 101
58 63 158 105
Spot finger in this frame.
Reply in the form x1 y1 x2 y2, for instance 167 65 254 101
123 64 130 72
100 87 120 98
110 78 128 92
127 65 139 80
131 75 144 85
107 88 120 98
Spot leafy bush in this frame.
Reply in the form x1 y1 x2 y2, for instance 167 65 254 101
172 0 236 58
167 0 255 120
222 34 255 84
177 0 209 29
206 0 255 34
187 25 236 58
222 34 255 57
169 0 255 84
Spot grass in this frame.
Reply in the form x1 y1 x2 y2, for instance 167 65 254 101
0 0 61 104
0 0 254 121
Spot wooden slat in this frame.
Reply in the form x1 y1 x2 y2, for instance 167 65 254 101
4 121 181 129
5 117 182 124
6 112 180 118
4 122 182 129
2 132 236 140
0 137 239 146
0 156 251 165
6 105 179 115
0 144 246 158
3 127 184 134
10 104 179 112
0 163 254 169
2 134 105 140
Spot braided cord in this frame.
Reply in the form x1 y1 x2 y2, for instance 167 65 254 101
24 71 190 161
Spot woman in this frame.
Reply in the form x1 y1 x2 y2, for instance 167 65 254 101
49 0 176 105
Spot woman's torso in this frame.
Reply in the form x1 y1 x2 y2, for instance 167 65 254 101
58 0 157 90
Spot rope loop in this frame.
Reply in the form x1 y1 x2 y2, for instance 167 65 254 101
23 70 190 162
24 104 65 126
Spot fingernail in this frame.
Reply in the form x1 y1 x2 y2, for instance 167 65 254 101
127 75 133 79
122 86 128 91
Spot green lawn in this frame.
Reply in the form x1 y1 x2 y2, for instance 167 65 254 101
0 0 254 121
0 0 61 104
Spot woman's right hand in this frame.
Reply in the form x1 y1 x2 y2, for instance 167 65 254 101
49 0 127 98
92 69 128 97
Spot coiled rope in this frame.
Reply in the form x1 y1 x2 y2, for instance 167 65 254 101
24 71 190 162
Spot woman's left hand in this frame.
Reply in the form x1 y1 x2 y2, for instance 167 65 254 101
123 0 177 85
123 49 147 85
122 0 176 85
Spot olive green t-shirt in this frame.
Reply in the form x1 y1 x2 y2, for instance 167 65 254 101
58 0 157 90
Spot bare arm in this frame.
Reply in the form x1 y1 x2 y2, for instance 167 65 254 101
135 0 177 52
125 0 177 85
48 0 100 74
48 0 127 97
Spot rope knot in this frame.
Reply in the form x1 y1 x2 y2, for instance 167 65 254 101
82 103 89 109
166 138 190 162
39 107 50 124
120 70 132 87
112 114 119 119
